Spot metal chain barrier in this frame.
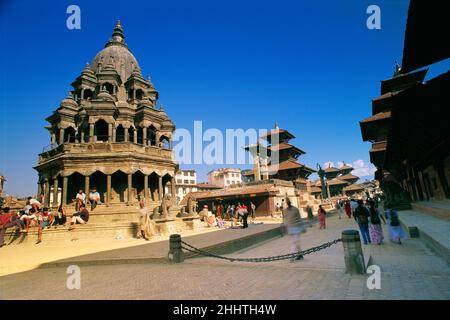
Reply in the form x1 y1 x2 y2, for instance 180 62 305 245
180 238 342 263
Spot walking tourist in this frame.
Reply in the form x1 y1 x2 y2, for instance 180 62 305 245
240 204 249 228
368 200 386 245
89 187 100 210
384 204 407 244
353 200 371 245
306 204 313 227
318 205 327 229
0 207 22 248
335 201 342 219
250 202 256 223
75 189 86 211
282 198 305 262
68 204 90 230
344 201 352 218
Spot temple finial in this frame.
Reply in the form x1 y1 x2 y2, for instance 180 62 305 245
111 20 125 42
274 122 279 130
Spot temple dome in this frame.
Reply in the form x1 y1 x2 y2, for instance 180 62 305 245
90 21 141 83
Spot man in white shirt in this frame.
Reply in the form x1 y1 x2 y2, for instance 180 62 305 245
75 189 86 210
89 187 100 210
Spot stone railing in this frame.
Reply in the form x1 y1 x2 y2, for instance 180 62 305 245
38 142 173 162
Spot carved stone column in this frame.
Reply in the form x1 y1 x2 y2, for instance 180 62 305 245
127 173 132 204
62 176 68 206
144 174 149 205
89 123 94 142
59 128 64 145
106 174 111 206
158 176 163 201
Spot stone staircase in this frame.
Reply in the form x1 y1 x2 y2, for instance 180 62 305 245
411 200 450 220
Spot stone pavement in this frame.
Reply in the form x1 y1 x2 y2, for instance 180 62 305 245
1 214 449 300
0 219 281 276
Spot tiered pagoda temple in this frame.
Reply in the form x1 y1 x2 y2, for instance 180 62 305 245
311 163 364 198
34 21 179 209
244 124 316 191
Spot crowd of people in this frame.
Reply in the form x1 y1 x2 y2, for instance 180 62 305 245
197 202 257 229
0 189 96 246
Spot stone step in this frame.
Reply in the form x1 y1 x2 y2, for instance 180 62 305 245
411 201 450 220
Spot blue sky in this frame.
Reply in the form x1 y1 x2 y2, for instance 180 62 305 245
0 0 448 197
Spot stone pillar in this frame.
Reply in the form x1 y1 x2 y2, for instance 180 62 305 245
89 123 94 142
37 182 42 198
133 129 137 144
133 89 136 100
253 155 261 181
108 123 113 143
127 173 132 204
342 230 365 274
59 128 64 145
106 174 111 206
171 176 176 196
44 180 50 207
124 127 129 142
158 176 163 200
144 174 149 205
51 133 56 147
84 176 90 198
142 127 147 145
62 176 68 206
80 130 85 143
112 126 116 143
326 182 331 199
169 138 173 150
81 88 85 100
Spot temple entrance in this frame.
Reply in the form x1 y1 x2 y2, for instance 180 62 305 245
162 173 172 196
67 172 84 205
90 171 107 203
132 171 145 200
111 170 127 203
149 172 159 201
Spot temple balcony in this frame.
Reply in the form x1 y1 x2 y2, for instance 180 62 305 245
38 141 174 163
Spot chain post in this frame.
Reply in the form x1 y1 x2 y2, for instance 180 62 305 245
341 230 365 274
168 234 184 263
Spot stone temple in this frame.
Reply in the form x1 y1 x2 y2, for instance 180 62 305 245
34 21 179 211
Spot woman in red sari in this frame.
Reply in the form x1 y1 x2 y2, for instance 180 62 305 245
344 201 352 218
318 205 327 229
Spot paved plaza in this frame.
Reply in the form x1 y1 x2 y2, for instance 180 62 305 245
1 214 449 300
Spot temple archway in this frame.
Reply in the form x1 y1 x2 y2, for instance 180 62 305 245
116 124 125 142
148 125 157 146
149 172 159 201
64 127 76 143
94 119 108 142
132 171 145 201
160 135 170 149
90 171 107 203
67 172 84 206
111 170 127 203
